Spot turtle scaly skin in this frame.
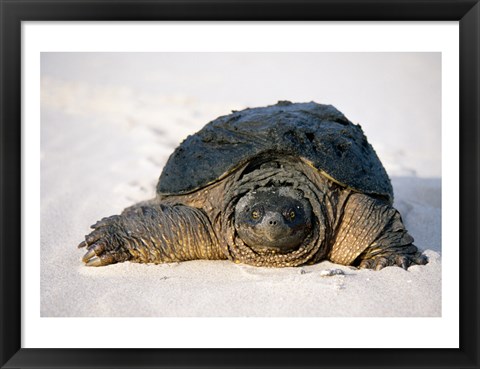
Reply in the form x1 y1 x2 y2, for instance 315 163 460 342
79 102 427 270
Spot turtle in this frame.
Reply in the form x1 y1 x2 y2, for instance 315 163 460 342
78 101 428 270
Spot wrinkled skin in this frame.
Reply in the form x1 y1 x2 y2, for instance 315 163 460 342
79 158 428 270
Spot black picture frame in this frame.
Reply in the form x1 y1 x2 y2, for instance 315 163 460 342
1 1 479 368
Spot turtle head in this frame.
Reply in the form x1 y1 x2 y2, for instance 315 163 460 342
234 187 313 253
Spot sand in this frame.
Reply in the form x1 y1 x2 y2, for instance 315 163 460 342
39 53 442 317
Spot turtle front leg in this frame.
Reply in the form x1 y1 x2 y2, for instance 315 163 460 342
78 201 223 266
356 210 428 270
329 193 428 271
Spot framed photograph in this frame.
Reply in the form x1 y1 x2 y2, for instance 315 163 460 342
1 1 479 368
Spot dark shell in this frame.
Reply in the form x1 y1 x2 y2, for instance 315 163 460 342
157 101 393 202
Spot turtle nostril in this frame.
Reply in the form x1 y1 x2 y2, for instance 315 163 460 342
269 220 277 225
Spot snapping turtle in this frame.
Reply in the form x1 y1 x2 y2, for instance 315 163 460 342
78 101 427 270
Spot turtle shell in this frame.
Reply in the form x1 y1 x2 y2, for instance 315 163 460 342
157 101 393 202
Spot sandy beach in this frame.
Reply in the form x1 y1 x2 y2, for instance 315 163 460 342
40 52 441 317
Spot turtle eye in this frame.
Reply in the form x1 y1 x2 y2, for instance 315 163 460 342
284 208 296 221
251 210 261 220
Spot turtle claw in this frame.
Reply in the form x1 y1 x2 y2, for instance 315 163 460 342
77 240 88 249
359 251 428 271
359 259 374 269
82 246 117 267
413 253 428 266
85 256 102 267
82 241 106 261
395 255 411 270
358 257 393 271
373 257 388 271
85 254 116 267
82 248 96 262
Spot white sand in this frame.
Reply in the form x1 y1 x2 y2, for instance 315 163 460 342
40 53 441 317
